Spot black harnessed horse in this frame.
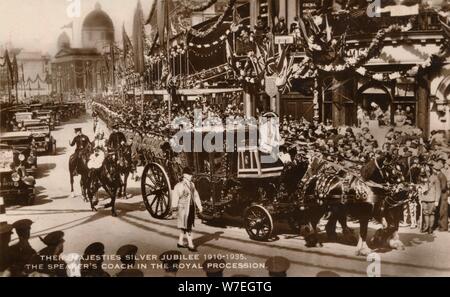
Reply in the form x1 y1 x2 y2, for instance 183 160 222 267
81 141 133 217
295 154 406 255
116 144 134 199
371 156 422 249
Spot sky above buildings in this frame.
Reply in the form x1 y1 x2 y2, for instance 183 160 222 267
0 0 153 55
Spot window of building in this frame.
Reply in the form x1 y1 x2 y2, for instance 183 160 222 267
393 80 417 126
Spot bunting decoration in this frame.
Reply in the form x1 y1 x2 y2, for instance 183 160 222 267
133 1 146 75
314 22 414 73
179 0 219 12
146 24 248 65
122 24 134 63
156 0 169 50
188 0 237 38
355 44 450 82
296 10 414 74
20 74 49 85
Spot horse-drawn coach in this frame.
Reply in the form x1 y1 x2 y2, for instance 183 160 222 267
139 125 306 241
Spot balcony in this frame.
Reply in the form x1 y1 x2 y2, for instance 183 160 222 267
331 8 442 38
271 8 445 55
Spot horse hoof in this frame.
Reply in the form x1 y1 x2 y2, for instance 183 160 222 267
356 247 372 257
390 240 405 250
70 192 75 199
92 207 97 212
112 212 118 217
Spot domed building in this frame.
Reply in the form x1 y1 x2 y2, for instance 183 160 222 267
52 3 115 97
81 3 115 52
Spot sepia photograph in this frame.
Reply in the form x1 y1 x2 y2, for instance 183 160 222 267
0 0 450 282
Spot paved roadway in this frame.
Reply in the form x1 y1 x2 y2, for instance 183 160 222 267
4 112 450 277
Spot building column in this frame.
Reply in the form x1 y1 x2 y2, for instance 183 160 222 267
244 91 254 117
417 77 430 138
331 78 355 126
250 0 259 29
83 62 86 92
278 0 287 19
332 78 343 126
286 0 297 28
270 92 280 115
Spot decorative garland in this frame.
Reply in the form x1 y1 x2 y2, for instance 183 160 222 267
188 0 237 39
179 0 219 12
277 57 317 94
20 74 48 85
315 22 414 73
146 24 247 64
355 43 449 82
279 20 416 92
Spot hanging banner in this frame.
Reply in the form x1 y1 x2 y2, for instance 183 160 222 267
133 1 145 74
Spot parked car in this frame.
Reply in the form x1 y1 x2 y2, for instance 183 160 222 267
15 112 51 131
0 132 38 175
0 143 36 205
25 123 57 155
35 110 56 130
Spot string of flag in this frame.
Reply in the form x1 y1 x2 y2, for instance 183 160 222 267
146 24 247 64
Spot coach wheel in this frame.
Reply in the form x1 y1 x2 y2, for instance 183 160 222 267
141 163 172 219
244 205 274 241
